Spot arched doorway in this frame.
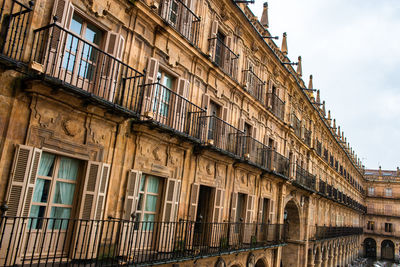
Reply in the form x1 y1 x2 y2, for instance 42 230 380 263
281 199 301 267
255 258 267 267
364 238 376 258
381 240 394 260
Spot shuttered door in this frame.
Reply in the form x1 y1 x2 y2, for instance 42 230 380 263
209 20 218 60
243 195 255 244
158 178 181 252
160 0 172 21
210 188 225 247
229 192 238 245
72 161 103 260
119 170 141 257
142 58 159 116
174 78 189 132
0 145 39 265
224 36 233 75
200 94 210 142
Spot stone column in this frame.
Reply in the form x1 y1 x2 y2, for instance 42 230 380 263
328 251 334 267
307 250 315 267
377 245 381 260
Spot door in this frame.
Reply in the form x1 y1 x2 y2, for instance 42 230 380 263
193 185 213 247
152 70 174 124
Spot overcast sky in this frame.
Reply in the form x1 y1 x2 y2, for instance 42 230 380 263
250 0 400 170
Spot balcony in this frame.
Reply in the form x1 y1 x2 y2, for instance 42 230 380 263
294 164 316 191
237 135 271 169
364 228 399 238
318 179 326 194
0 216 286 266
242 69 265 104
367 208 398 217
291 114 301 139
139 82 205 139
309 226 363 240
367 192 400 199
159 0 201 46
209 37 239 79
200 115 244 155
315 140 322 156
269 150 290 177
267 93 285 121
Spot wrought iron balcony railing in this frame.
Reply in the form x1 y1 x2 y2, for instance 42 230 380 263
367 192 400 199
242 69 265 104
309 226 363 240
237 135 271 169
0 0 33 62
267 93 285 121
269 150 290 177
0 216 286 266
30 23 144 114
316 140 322 156
319 179 326 194
159 0 201 46
294 164 316 191
200 115 244 155
367 208 398 217
364 228 399 238
139 82 205 139
304 128 312 147
209 37 239 79
291 114 301 139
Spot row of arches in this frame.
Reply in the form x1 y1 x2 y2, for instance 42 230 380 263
215 253 268 267
364 238 395 260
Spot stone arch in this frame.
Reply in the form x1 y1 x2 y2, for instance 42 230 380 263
255 257 268 267
314 246 322 266
215 257 227 267
381 239 395 260
281 199 302 267
363 238 376 258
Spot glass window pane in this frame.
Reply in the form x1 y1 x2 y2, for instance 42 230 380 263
147 176 159 193
49 207 71 230
62 52 76 72
38 153 55 177
32 178 51 203
145 195 158 212
58 157 80 181
139 176 146 191
85 23 103 45
70 15 83 35
28 205 46 229
53 182 76 205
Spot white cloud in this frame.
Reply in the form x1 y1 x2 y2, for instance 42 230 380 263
250 0 400 169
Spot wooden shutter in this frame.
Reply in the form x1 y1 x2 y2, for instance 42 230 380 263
161 0 171 20
245 195 255 223
201 93 210 113
162 178 181 222
239 117 245 132
269 200 275 223
188 183 200 220
94 163 110 220
209 20 219 59
222 107 228 121
142 58 159 116
74 161 109 259
252 126 258 141
230 192 238 222
212 188 225 222
1 145 41 267
225 36 233 75
257 197 264 223
175 78 189 132
123 170 142 220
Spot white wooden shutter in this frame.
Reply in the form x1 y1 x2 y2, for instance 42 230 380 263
188 183 200 220
245 195 255 223
212 188 225 222
201 93 210 114
222 107 228 121
162 178 181 222
175 78 190 132
258 197 264 223
267 81 273 108
73 161 103 259
269 200 275 223
159 178 181 252
161 0 171 20
230 192 238 222
1 145 41 266
94 163 110 220
209 20 219 59
225 36 233 75
123 170 142 220
142 58 159 116
239 117 245 132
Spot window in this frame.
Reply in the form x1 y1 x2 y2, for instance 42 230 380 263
215 31 226 66
244 122 252 136
367 221 375 230
153 70 175 117
207 101 222 140
135 175 163 230
63 13 104 81
385 223 393 232
368 187 375 196
29 152 82 229
385 188 392 197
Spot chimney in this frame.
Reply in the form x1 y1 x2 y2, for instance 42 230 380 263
281 32 288 56
260 2 269 28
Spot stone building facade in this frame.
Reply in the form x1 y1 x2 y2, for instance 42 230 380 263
363 168 400 262
0 0 367 266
